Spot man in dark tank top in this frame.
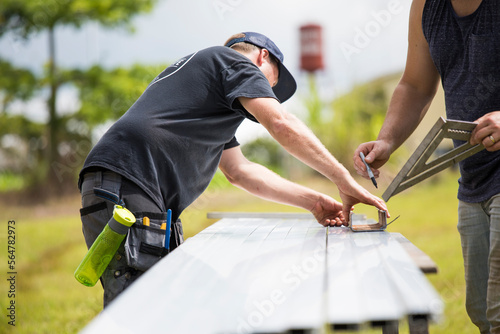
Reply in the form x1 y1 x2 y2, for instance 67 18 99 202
354 0 500 332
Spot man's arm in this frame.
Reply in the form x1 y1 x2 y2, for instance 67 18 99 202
219 146 346 226
238 97 388 220
353 0 441 178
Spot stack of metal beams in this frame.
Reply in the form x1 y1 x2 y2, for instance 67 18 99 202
81 215 443 334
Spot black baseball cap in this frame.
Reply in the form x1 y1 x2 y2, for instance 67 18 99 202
225 32 297 103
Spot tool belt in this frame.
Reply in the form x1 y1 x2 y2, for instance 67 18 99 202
125 213 183 272
81 169 184 273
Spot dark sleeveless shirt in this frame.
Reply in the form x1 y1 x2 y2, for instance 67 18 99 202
422 0 500 202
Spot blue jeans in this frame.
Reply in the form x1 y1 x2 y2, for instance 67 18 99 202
458 194 500 334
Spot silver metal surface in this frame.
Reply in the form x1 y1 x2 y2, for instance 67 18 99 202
383 117 484 201
325 229 442 328
207 212 314 219
80 217 442 334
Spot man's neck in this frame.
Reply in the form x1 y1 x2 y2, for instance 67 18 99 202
450 0 482 17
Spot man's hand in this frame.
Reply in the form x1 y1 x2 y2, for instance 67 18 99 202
337 179 389 223
470 111 500 152
310 195 346 227
353 140 393 179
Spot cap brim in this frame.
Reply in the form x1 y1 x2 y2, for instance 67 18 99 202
273 63 297 103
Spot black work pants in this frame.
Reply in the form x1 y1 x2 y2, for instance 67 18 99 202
80 170 183 307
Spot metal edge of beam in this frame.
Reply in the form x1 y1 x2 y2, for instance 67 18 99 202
390 233 438 274
207 212 315 219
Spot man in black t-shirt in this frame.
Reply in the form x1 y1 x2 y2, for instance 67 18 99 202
79 32 388 306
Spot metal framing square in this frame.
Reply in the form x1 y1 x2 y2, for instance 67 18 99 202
382 117 484 202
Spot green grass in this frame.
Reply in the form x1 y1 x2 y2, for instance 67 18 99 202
0 170 477 333
0 206 102 334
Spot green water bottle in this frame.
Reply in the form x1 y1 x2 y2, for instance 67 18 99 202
74 205 136 287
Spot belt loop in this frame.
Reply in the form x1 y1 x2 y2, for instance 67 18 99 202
95 171 102 189
116 173 122 196
116 174 124 206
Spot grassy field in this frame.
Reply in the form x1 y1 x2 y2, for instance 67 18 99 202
0 170 476 333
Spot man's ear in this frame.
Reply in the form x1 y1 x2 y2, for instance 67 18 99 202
256 49 269 67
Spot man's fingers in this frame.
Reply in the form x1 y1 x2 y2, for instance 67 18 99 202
324 218 346 227
342 204 353 224
364 151 376 164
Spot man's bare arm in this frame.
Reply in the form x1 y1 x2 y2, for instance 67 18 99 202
219 146 346 226
238 96 388 220
354 0 441 177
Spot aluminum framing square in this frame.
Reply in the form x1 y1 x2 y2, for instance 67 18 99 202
382 117 484 202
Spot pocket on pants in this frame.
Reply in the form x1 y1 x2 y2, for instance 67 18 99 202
124 212 183 272
171 218 184 250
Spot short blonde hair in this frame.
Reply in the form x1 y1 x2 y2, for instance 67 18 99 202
224 33 260 54
224 33 279 66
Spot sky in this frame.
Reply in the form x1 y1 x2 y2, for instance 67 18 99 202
0 0 412 142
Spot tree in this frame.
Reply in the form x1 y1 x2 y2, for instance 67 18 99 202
69 64 166 129
0 0 157 187
48 63 167 185
0 59 37 111
301 76 391 172
329 81 388 169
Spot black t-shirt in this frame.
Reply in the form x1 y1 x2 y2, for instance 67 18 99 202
80 46 278 219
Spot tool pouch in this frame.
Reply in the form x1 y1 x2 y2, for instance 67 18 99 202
124 212 184 272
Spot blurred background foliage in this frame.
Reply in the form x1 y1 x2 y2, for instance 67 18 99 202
0 0 158 196
0 0 400 199
242 75 397 177
0 2 472 334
